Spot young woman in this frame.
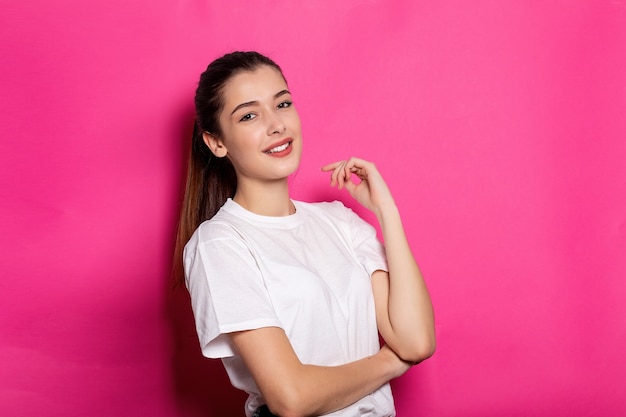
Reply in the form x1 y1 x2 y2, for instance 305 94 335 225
175 51 435 417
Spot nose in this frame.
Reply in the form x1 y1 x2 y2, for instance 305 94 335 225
267 112 286 136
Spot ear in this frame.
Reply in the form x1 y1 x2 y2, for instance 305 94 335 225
202 132 228 157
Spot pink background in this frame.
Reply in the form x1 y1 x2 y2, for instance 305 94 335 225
1 1 625 416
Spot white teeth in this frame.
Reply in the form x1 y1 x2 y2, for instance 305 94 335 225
267 142 290 153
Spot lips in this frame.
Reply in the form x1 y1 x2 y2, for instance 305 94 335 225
263 138 293 155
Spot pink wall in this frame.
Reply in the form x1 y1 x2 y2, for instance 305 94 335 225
1 1 625 416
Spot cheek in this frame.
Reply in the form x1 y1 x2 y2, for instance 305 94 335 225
228 129 263 157
290 112 302 133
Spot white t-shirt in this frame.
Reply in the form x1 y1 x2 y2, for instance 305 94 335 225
184 199 395 416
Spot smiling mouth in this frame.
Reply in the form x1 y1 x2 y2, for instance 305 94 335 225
264 140 292 154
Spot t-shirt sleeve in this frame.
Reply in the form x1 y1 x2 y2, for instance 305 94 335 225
184 227 282 359
340 204 388 276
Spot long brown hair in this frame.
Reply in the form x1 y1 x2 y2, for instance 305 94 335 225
173 51 284 286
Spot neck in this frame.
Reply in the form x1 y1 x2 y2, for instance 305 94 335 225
233 178 294 216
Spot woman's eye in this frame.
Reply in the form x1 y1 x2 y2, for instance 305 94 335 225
239 113 255 122
277 101 292 109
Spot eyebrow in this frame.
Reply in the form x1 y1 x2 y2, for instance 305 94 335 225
229 90 291 116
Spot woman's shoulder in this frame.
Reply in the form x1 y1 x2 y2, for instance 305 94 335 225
186 207 244 250
296 200 360 227
298 199 357 217
297 199 348 213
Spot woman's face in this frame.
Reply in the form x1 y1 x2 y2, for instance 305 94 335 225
207 65 302 186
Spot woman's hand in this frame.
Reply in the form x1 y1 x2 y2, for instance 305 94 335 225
379 343 414 378
321 157 396 214
323 157 436 365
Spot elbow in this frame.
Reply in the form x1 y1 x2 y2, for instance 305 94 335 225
264 386 314 417
418 339 437 363
266 404 311 417
265 404 304 417
396 336 436 364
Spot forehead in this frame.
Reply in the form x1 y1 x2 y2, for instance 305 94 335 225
222 66 288 107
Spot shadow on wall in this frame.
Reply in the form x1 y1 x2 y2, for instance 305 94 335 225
168 288 248 416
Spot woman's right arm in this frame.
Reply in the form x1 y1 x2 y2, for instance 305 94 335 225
229 326 410 417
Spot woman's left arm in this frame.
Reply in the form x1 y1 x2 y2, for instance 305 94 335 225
322 157 436 364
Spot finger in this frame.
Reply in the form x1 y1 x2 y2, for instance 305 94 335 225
320 161 344 172
321 161 347 187
348 157 373 172
330 161 346 187
352 166 367 180
344 157 368 183
336 161 347 189
343 177 357 195
322 157 368 172
347 157 379 181
343 162 353 186
346 156 371 167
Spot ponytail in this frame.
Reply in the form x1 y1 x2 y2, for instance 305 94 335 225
172 51 284 287
172 123 236 287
